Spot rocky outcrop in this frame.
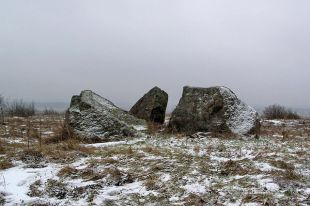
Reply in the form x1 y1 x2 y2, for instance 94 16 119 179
65 90 147 141
130 87 168 124
169 86 260 136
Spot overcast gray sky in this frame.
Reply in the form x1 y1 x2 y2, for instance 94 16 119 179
0 0 310 111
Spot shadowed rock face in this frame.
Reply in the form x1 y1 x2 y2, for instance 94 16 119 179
65 90 147 141
169 86 260 136
130 87 168 124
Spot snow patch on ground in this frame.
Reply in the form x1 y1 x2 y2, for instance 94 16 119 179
93 181 157 204
133 125 147 131
182 182 206 194
258 178 280 192
0 163 60 205
264 120 284 126
84 138 145 148
255 162 277 172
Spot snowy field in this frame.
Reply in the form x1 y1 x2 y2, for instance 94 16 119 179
0 116 310 205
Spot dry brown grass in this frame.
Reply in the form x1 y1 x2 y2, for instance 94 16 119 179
146 122 163 134
193 145 200 154
0 140 5 154
142 146 162 156
100 158 118 165
184 194 206 206
283 169 302 180
28 180 43 197
269 160 295 170
103 167 134 186
58 166 78 178
96 146 134 158
43 124 76 144
144 175 158 190
19 149 44 163
220 160 248 176
0 158 13 170
242 193 275 205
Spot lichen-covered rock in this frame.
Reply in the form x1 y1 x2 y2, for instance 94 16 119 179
130 87 168 124
169 86 260 136
65 90 147 141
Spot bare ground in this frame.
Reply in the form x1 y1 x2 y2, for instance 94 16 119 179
0 116 309 205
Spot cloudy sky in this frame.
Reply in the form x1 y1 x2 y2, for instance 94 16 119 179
0 0 309 111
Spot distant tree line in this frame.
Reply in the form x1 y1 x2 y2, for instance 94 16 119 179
0 94 62 120
262 104 300 120
0 95 36 118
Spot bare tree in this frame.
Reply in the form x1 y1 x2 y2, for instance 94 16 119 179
6 99 36 117
263 104 300 119
0 95 4 124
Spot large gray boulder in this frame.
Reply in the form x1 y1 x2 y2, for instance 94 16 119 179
169 86 260 136
130 87 168 124
65 90 147 141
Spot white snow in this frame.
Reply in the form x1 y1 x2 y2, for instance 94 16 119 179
161 174 171 182
264 120 284 126
93 181 157 204
255 162 276 172
182 182 206 194
243 203 261 206
133 125 147 131
169 195 180 202
42 131 54 135
85 141 127 148
258 178 279 192
219 86 258 135
84 138 145 148
0 163 60 205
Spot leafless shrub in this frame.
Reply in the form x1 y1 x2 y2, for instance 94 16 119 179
0 95 5 124
42 108 59 116
0 95 4 108
6 99 36 117
263 104 300 119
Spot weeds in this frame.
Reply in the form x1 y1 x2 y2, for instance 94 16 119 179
269 160 295 170
220 160 247 176
0 158 13 170
57 166 78 178
144 175 158 190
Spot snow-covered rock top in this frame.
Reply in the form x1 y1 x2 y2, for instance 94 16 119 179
219 86 259 135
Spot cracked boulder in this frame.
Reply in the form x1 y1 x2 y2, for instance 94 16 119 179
169 86 260 136
65 90 147 141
